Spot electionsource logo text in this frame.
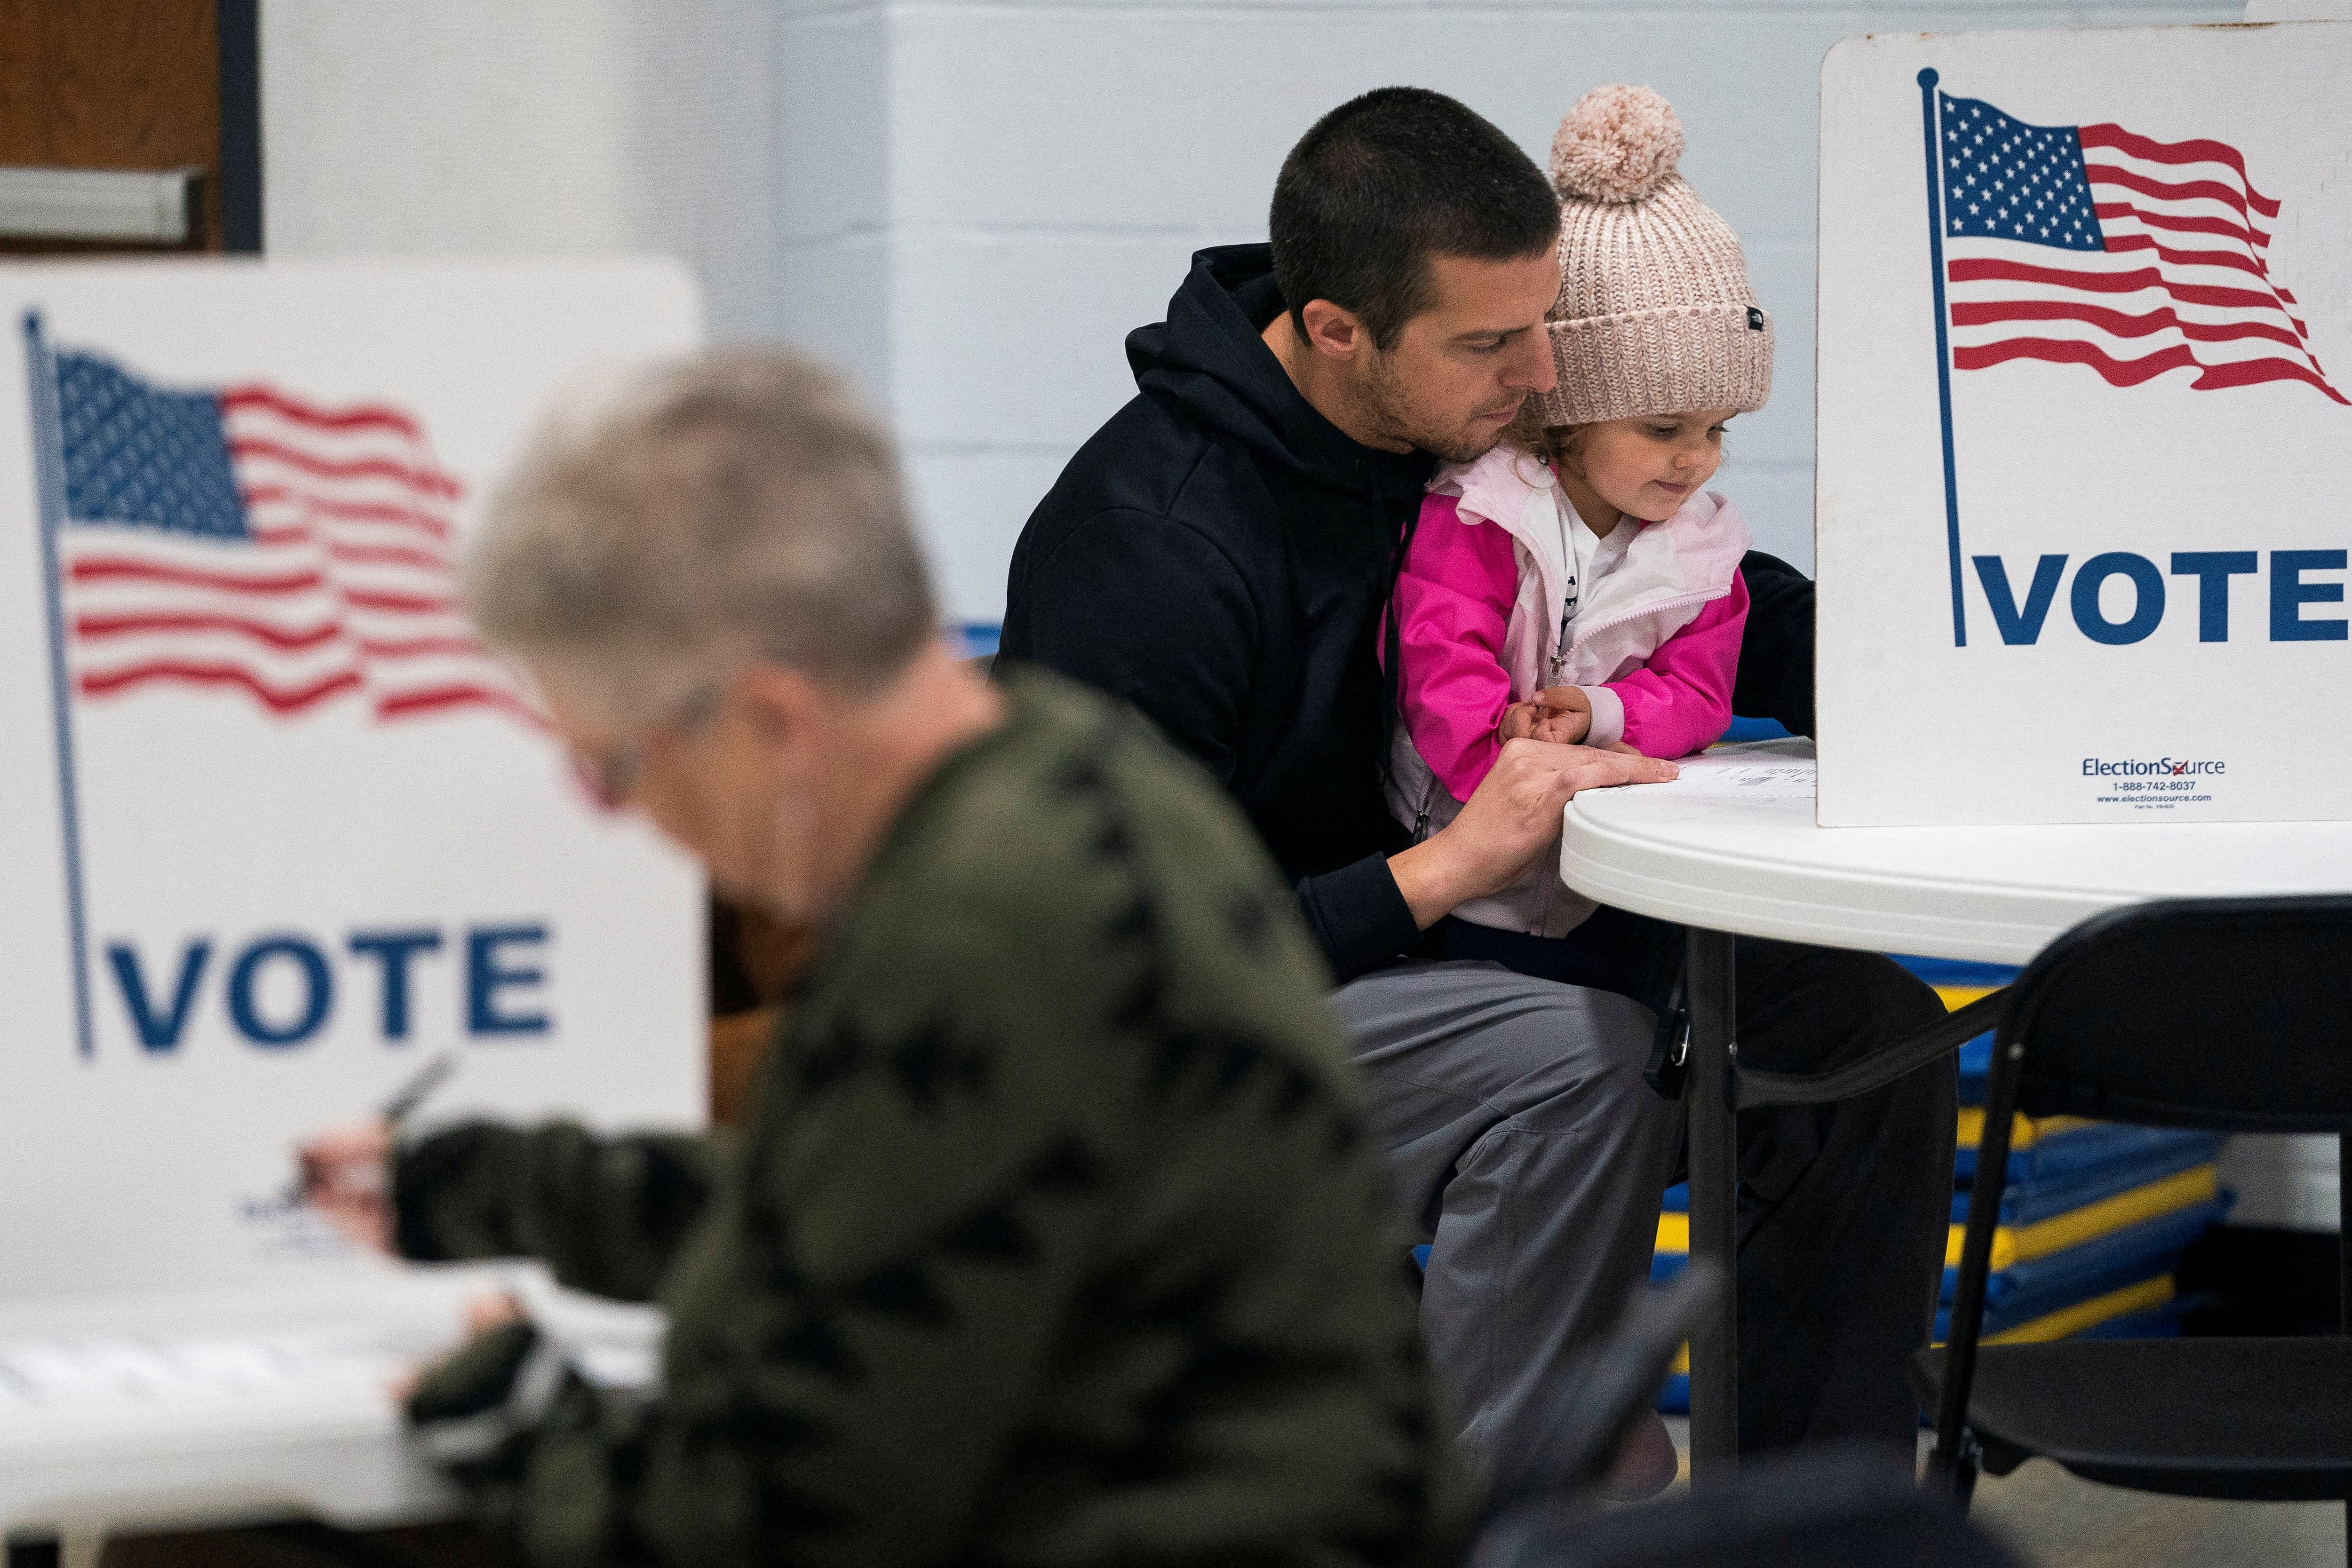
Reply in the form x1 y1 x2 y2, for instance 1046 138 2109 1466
2081 756 2226 777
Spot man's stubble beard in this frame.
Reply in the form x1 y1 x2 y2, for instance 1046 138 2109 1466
1362 348 1509 465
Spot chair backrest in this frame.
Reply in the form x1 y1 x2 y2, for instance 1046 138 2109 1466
2002 894 2352 1133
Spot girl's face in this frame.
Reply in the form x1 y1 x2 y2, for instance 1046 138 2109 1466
1558 409 1739 526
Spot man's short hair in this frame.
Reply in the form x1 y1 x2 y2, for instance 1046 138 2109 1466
467 348 935 707
1270 87 1560 352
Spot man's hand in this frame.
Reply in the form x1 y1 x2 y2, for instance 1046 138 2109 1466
392 1292 524 1402
298 1119 395 1255
1389 738 1677 929
1497 686 1592 747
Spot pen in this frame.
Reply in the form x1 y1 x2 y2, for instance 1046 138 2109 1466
382 1052 459 1128
290 1053 459 1210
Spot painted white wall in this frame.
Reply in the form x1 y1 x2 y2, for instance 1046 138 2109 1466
262 0 783 341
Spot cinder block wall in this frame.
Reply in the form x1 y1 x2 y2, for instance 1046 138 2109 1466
778 0 2237 618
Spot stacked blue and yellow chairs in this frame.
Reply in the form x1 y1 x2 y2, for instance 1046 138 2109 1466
1651 954 2229 1415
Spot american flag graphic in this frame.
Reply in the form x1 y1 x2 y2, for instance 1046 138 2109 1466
1934 89 2344 404
40 345 533 723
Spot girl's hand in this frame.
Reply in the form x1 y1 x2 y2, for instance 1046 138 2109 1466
1524 686 1591 745
1497 686 1592 745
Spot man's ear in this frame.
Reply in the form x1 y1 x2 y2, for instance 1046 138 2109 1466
1298 298 1369 363
733 662 824 752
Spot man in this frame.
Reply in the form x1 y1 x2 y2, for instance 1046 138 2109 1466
1002 87 1954 1481
302 350 1471 1565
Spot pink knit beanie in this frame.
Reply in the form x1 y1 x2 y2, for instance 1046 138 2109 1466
1528 85 1773 428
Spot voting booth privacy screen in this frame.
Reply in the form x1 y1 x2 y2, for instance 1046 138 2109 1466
1816 22 2352 826
0 261 707 1302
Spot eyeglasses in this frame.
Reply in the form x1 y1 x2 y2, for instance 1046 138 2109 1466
568 684 723 809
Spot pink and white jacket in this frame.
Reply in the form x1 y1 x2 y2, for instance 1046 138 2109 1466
1386 444 1751 937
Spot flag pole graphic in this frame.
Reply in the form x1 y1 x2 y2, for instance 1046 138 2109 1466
1918 68 1967 649
24 312 94 1059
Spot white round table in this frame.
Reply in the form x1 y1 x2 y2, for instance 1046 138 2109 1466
1557 737 2352 1478
1560 737 2352 966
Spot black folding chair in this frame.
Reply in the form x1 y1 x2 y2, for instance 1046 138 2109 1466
1913 895 2352 1561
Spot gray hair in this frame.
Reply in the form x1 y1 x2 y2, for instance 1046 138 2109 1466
466 348 935 709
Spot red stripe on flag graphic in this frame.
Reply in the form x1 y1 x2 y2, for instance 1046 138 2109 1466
70 557 325 594
1951 336 2341 397
1947 257 2285 312
224 436 463 499
1949 297 2307 352
378 684 544 724
75 610 347 652
217 384 425 439
77 660 366 713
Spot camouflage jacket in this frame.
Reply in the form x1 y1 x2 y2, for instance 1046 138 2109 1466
393 670 1470 1567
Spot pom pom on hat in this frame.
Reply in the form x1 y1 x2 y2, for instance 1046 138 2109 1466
1549 84 1684 205
1532 83 1770 427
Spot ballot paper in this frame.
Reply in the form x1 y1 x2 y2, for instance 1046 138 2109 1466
0 1325 436 1423
0 1289 662 1428
1630 738 1820 802
0 1267 660 1463
0 1275 478 1533
1652 761 1819 801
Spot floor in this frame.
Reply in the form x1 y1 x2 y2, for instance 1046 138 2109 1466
1968 1459 2344 1568
54 1432 2349 1567
1655 1420 2348 1567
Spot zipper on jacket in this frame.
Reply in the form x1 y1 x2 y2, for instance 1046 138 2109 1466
1563 585 1724 663
1547 493 1575 686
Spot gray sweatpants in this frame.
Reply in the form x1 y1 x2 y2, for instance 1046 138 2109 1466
1335 947 1955 1479
1333 961 1677 1473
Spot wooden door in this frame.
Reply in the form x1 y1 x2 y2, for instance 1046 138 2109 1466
0 0 260 253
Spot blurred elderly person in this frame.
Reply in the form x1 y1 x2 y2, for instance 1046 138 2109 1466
301 351 1468 1567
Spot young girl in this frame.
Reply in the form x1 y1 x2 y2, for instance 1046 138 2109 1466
1387 84 1773 975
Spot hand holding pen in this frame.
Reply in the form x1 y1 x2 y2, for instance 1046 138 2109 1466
295 1053 458 1255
